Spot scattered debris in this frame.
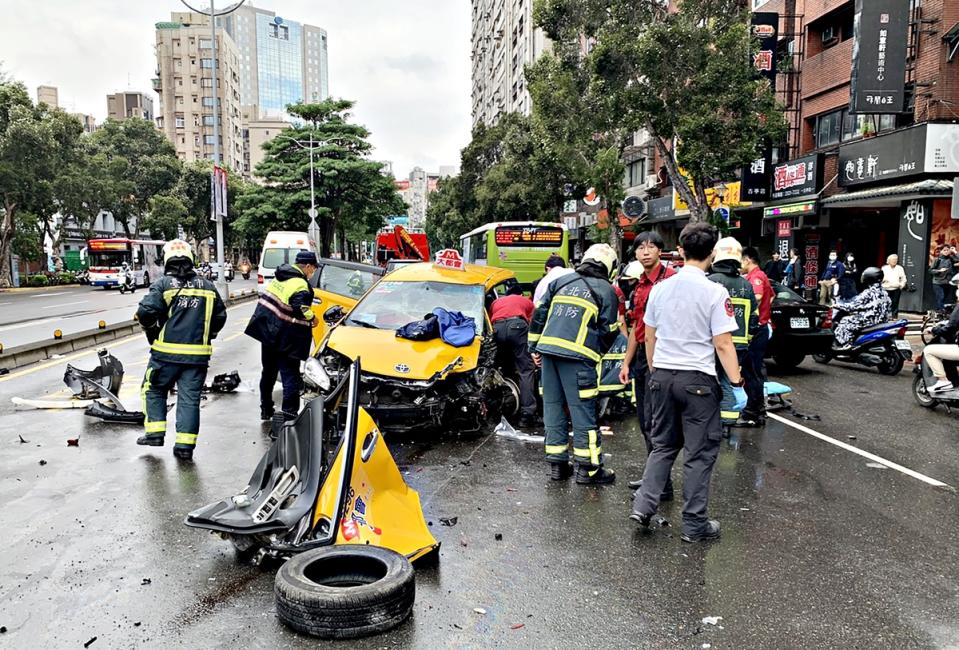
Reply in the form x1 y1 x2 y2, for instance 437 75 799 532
459 538 468 547
0 625 6 633
140 578 151 586
18 435 27 444
510 623 525 630
38 459 47 466
494 533 503 541
703 645 712 649
64 349 123 398
0 368 9 376
739 508 750 512
440 517 458 527
847 435 857 440
473 608 487 615
83 637 97 648
133 622 141 627
67 438 79 447
494 417 545 443
865 462 888 470
203 371 241 393
701 616 723 626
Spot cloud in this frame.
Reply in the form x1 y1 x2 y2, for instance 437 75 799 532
0 0 470 179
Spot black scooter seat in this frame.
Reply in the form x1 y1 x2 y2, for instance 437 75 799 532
859 321 900 335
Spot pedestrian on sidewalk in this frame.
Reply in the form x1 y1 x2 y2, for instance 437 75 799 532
530 244 620 485
818 251 845 305
135 239 227 460
618 232 676 498
741 247 773 426
930 245 953 311
245 250 319 423
784 248 804 293
490 284 538 428
708 238 759 428
763 251 786 284
839 252 858 300
629 223 743 543
881 254 907 317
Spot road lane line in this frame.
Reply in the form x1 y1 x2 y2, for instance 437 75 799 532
29 292 68 298
767 412 954 490
0 299 254 383
41 301 87 309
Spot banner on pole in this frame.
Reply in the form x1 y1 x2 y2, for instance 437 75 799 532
213 165 228 218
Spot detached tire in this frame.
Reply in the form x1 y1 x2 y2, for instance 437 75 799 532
274 545 415 639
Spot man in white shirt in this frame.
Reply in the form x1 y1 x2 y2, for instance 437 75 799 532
533 255 575 306
629 222 743 543
881 254 907 317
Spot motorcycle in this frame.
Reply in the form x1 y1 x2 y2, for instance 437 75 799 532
813 308 911 375
239 261 251 280
224 262 235 282
118 266 136 294
198 262 214 282
912 324 959 410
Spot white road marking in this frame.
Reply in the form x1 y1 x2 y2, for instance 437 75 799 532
0 317 63 332
41 301 87 309
768 412 954 490
30 292 68 298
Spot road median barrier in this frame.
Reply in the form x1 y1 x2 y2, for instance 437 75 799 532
0 290 257 371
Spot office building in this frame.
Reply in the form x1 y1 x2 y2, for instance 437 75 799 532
154 12 245 172
73 113 97 133
219 5 329 117
107 91 154 122
242 105 291 174
396 167 455 228
37 85 59 108
470 0 550 126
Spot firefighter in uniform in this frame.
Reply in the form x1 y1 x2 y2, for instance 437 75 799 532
530 244 620 485
245 250 319 421
707 237 758 426
135 240 227 460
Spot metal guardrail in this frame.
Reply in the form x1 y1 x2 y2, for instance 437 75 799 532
0 289 257 372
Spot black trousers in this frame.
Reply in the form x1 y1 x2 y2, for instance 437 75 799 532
633 369 722 536
633 349 673 494
886 289 902 317
493 318 537 417
260 345 303 416
743 326 769 420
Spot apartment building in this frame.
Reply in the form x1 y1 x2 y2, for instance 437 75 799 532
37 85 58 108
154 12 244 172
106 91 154 122
471 0 550 126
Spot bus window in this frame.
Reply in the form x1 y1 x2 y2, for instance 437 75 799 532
474 234 487 264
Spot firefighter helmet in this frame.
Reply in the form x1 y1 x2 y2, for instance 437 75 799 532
582 243 618 278
162 239 195 266
713 237 743 265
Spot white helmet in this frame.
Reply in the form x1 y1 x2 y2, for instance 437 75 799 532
621 260 645 280
162 239 195 266
582 243 618 278
713 237 743 265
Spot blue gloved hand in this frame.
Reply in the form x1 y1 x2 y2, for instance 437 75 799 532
733 386 748 411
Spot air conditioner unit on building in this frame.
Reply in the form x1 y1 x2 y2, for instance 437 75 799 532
645 174 659 190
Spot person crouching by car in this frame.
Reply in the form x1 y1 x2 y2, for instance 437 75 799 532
490 284 538 428
245 250 319 423
530 244 620 485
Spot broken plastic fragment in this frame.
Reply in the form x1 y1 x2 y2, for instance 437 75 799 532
439 517 458 527
67 438 79 447
473 608 487 615
701 616 723 626
865 462 887 469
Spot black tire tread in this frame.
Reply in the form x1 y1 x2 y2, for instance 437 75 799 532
274 546 415 639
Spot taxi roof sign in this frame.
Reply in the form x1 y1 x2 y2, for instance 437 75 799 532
434 248 465 271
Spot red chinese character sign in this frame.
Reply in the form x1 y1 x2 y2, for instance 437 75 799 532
434 249 465 271
741 12 778 201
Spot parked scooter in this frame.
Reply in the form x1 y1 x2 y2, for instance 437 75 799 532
813 307 911 375
118 263 136 294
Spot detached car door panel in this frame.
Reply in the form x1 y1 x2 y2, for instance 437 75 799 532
310 260 384 349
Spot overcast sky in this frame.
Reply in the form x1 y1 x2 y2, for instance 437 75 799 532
0 0 470 179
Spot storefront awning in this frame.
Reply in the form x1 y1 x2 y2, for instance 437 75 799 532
822 179 953 208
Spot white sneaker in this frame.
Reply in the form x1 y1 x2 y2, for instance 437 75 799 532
930 379 954 393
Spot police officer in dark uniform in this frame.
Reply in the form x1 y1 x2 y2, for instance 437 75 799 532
245 250 319 422
629 223 743 542
135 240 227 460
529 244 620 485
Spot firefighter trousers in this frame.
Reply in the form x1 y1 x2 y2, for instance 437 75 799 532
542 355 603 469
141 357 208 449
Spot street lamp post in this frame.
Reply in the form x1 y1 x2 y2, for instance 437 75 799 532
276 134 321 251
180 0 246 299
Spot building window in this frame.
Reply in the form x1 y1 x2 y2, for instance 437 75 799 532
199 39 213 49
203 115 215 126
204 135 219 145
624 159 647 188
201 78 214 88
175 115 185 128
201 58 214 68
815 108 898 148
202 96 217 107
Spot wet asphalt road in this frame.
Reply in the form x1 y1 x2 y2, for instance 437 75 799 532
0 280 257 349
1 303 957 648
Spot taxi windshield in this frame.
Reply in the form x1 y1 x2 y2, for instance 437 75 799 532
346 280 485 333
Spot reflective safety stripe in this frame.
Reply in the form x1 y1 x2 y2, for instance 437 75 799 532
256 296 312 327
537 336 601 362
141 367 154 432
598 385 625 393
573 447 593 459
553 295 599 316
175 432 198 446
151 340 213 356
608 322 620 332
528 332 542 342
721 410 740 420
538 385 544 396
588 429 601 466
144 420 167 433
545 444 569 455
730 297 753 345
578 387 599 399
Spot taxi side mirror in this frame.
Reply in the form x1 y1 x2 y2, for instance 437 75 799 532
324 305 346 324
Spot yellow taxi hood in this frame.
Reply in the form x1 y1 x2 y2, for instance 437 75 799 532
326 325 481 380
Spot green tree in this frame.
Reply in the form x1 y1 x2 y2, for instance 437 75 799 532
0 80 85 284
532 0 786 225
236 99 404 258
87 117 181 238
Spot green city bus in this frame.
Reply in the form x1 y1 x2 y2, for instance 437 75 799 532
460 222 571 288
